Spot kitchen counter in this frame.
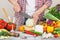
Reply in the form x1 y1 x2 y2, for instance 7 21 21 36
0 32 60 40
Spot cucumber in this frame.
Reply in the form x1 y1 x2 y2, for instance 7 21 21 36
30 30 42 35
33 31 42 35
57 31 60 34
54 31 57 34
55 28 60 31
0 29 9 36
2 31 9 36
54 31 60 34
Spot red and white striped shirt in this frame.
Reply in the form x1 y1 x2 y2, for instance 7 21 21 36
15 0 52 26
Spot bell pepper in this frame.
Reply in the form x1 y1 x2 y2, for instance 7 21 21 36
43 23 47 32
47 26 54 33
56 21 60 27
24 30 42 36
0 19 7 29
51 21 56 28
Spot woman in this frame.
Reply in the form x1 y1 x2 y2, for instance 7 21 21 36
8 0 52 26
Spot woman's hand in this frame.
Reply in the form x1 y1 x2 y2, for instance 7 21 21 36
8 0 21 12
13 4 21 12
32 13 39 25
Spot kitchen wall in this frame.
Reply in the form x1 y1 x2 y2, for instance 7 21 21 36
51 0 60 7
0 0 15 22
0 0 60 21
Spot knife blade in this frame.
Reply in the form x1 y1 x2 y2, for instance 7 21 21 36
19 12 33 18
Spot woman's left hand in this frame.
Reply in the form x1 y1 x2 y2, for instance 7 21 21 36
32 13 39 25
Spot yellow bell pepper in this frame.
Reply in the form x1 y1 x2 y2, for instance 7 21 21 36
56 21 60 27
47 26 54 33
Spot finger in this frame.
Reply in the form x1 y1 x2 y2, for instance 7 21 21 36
13 6 20 12
33 17 38 25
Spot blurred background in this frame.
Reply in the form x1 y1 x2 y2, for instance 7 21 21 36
0 0 60 21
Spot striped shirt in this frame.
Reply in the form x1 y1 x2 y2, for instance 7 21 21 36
15 0 52 26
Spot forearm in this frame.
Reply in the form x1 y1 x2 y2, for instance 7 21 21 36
35 0 52 15
35 5 48 15
8 0 18 5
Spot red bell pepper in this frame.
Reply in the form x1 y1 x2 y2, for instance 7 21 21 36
24 30 39 36
0 19 7 29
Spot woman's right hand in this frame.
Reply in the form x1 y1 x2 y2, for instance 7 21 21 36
13 4 21 12
32 13 39 25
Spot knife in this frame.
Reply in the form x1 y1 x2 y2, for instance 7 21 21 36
19 12 33 18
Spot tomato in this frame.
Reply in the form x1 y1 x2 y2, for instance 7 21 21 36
0 19 7 29
54 34 58 38
7 23 16 31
